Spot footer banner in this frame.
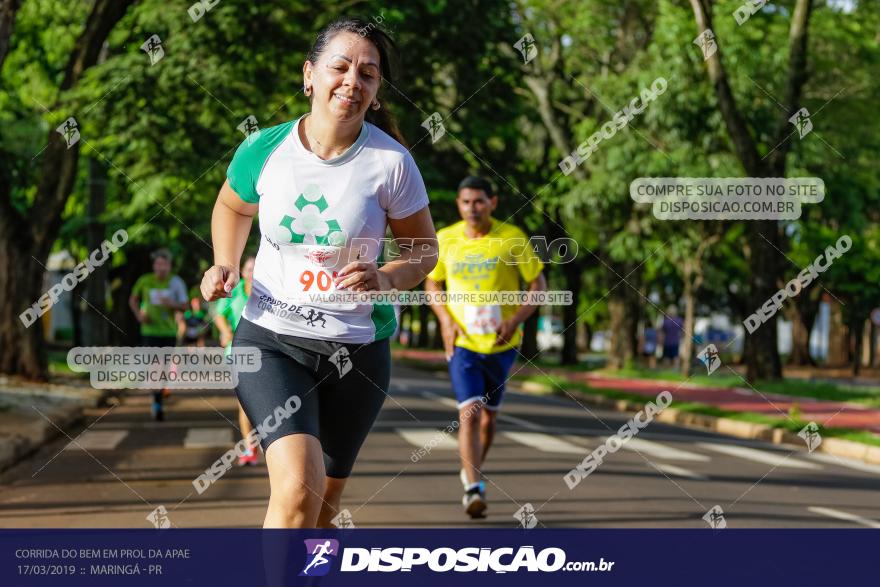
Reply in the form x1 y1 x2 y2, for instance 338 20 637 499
2 529 875 585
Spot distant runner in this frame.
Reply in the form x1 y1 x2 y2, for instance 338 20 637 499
426 176 546 518
213 255 258 465
178 293 208 347
129 248 188 421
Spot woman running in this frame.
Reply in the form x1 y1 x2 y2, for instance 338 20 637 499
200 17 437 529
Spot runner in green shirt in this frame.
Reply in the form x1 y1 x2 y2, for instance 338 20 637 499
213 256 256 465
128 248 189 421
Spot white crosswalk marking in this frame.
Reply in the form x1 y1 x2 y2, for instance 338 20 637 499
183 428 234 449
620 438 710 462
395 428 458 450
65 430 128 451
808 507 880 528
655 464 707 480
502 431 584 454
420 391 458 408
698 442 820 469
497 413 544 431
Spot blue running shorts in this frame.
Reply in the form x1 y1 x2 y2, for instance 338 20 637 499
448 346 518 411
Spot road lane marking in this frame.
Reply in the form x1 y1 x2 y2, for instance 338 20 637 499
502 431 584 454
374 420 459 427
698 442 820 469
807 453 880 476
395 428 458 450
620 438 710 462
421 390 544 430
183 428 233 449
64 430 128 451
808 507 880 528
420 391 458 408
655 464 707 480
497 412 544 431
94 420 235 429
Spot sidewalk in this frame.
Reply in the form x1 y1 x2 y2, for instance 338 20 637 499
391 347 880 462
0 376 105 473
565 374 880 435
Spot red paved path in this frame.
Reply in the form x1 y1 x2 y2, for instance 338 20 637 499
392 348 880 433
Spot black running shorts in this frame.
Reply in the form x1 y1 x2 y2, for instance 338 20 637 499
232 318 390 478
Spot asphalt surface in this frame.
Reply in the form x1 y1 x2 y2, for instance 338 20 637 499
1 364 879 529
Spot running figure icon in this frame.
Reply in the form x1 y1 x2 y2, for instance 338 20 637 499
302 540 335 575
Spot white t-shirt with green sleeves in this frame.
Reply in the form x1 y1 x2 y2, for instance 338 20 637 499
226 116 429 343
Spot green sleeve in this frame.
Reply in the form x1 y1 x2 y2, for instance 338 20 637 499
131 275 146 303
226 121 295 203
214 296 231 320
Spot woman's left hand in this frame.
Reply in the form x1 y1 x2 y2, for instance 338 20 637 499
334 261 393 292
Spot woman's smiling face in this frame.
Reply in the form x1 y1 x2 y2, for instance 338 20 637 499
304 31 382 124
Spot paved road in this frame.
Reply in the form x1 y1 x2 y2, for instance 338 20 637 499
1 364 879 529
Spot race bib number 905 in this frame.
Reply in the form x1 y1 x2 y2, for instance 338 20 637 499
280 245 361 306
463 305 502 335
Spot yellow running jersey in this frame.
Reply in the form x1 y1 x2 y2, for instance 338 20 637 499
427 218 544 354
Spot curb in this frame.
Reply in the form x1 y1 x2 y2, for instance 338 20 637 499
0 406 85 474
0 380 105 474
518 380 880 465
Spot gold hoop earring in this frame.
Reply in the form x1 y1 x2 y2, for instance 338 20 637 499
371 100 381 110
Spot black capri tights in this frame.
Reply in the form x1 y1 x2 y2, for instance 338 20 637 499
232 318 390 478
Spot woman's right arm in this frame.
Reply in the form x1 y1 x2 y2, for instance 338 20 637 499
201 180 258 302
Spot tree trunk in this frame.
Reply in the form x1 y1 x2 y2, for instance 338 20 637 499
0 0 20 71
81 157 110 346
680 275 696 377
415 303 430 348
520 312 539 361
689 0 813 381
560 257 581 365
851 320 864 376
827 299 848 367
430 309 444 350
0 225 47 379
108 249 148 346
581 321 592 354
744 221 783 381
606 262 641 370
869 321 877 368
787 283 819 366
0 0 135 378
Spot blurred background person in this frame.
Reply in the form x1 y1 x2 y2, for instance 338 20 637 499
129 248 189 421
213 255 257 465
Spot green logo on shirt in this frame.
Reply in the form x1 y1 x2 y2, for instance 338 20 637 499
278 184 345 246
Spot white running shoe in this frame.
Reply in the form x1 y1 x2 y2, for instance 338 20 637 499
462 486 487 519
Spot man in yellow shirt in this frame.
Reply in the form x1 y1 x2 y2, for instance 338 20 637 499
426 176 546 519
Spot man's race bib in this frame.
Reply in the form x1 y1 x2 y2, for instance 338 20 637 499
463 305 502 335
279 244 362 309
148 288 171 306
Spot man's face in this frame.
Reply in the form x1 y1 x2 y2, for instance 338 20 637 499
456 188 497 227
152 256 171 278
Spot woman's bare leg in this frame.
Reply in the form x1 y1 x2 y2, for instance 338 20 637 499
263 434 326 528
